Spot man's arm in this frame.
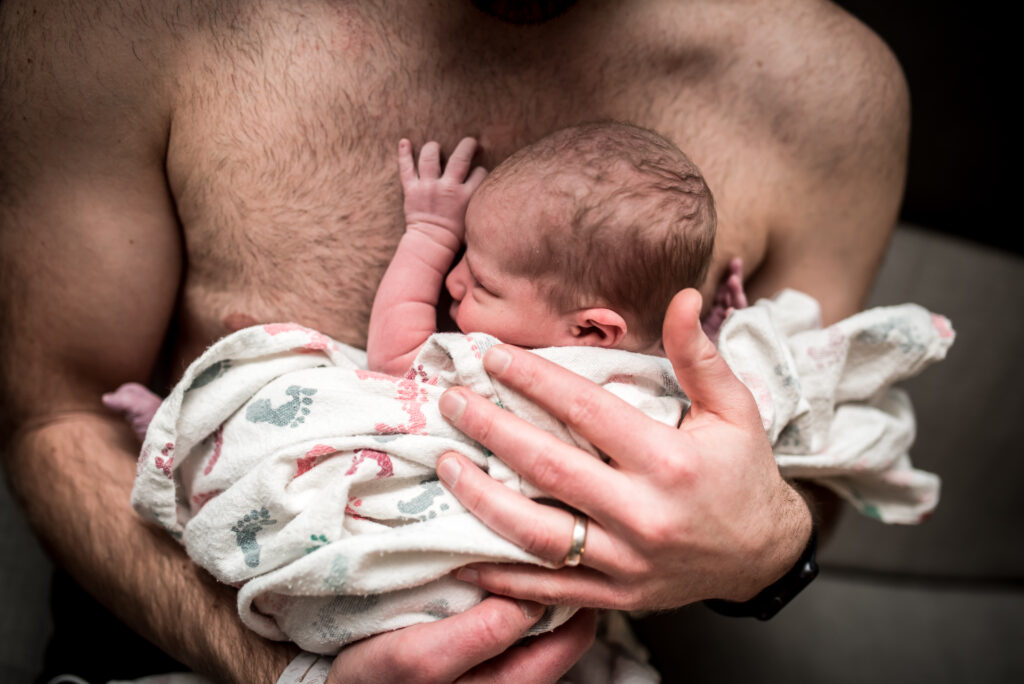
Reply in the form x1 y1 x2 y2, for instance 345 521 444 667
367 138 485 375
1 10 591 680
0 3 297 680
744 3 910 325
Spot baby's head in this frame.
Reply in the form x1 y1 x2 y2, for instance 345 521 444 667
445 121 716 353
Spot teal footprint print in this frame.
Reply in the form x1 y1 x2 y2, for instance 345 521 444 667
187 359 233 391
231 507 278 567
306 533 329 554
855 319 925 354
246 385 317 428
398 479 450 521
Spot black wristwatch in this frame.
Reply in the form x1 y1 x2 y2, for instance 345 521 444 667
703 525 819 620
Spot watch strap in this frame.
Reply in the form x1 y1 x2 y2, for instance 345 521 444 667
703 524 819 620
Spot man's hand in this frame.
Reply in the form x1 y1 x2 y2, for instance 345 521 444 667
432 289 813 610
329 598 596 684
399 137 487 248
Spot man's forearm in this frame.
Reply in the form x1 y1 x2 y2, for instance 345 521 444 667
5 413 298 683
793 479 842 543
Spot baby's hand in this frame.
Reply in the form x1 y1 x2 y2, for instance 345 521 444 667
398 137 487 245
701 257 748 344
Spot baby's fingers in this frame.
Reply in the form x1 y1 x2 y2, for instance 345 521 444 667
397 139 417 186
465 165 488 194
417 140 442 179
443 137 480 182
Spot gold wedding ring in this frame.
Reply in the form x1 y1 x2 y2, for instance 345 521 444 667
563 513 588 567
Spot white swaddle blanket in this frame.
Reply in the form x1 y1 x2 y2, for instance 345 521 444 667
131 289 953 656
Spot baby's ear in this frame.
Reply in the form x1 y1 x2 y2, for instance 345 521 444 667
570 308 628 348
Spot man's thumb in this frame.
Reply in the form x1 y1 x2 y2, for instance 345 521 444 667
663 289 748 417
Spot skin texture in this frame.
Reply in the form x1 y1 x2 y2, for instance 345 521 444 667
0 1 908 681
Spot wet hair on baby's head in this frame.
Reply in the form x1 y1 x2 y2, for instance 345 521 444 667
481 121 716 345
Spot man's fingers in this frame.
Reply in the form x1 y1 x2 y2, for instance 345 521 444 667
426 596 548 667
437 451 621 572
417 140 442 179
443 137 479 181
331 596 547 684
439 388 627 518
663 288 753 419
473 346 674 471
455 563 629 610
460 609 598 684
397 138 417 185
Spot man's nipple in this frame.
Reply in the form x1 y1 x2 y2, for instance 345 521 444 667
223 312 260 332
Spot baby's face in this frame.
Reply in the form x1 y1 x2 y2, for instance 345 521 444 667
445 188 569 347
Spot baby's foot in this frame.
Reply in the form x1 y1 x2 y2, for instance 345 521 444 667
102 382 163 442
701 257 748 344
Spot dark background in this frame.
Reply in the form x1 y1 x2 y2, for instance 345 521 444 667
835 2 1015 254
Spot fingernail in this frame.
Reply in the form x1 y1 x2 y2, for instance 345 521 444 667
437 455 461 487
518 600 543 620
439 389 467 421
483 347 511 375
456 567 479 584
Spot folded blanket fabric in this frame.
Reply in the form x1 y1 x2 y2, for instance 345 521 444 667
131 289 953 654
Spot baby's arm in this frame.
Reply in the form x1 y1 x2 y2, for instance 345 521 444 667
367 138 486 375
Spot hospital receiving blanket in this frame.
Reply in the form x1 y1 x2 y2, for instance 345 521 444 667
131 289 953 655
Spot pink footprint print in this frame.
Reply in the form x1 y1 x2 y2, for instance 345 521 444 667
295 444 340 479
155 442 174 478
263 322 336 353
345 449 394 479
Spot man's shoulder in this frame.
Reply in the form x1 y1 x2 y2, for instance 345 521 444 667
0 0 181 134
642 0 907 144
743 1 908 143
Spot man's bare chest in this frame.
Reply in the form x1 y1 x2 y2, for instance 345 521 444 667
165 14 613 348
163 2 771 355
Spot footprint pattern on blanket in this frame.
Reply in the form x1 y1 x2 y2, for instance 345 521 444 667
773 363 800 390
305 533 329 555
245 385 317 428
397 478 450 521
313 593 381 645
324 552 349 592
854 318 926 354
424 599 453 619
777 422 805 450
231 507 278 568
807 328 848 371
345 449 394 479
187 359 233 391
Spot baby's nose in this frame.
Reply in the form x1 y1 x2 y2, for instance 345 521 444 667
446 260 468 301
